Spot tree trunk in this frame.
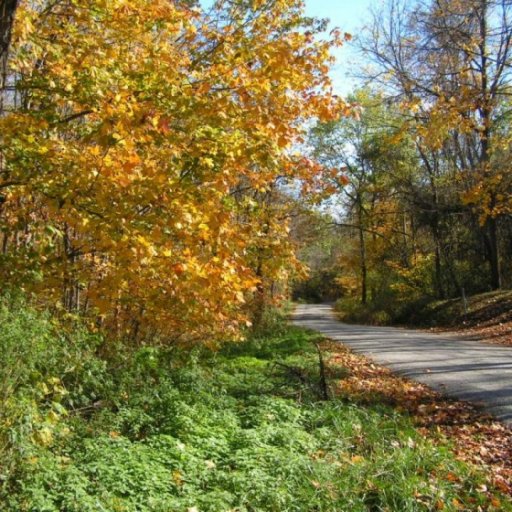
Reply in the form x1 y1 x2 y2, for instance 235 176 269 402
434 239 444 299
430 213 445 299
477 1 501 290
1 0 18 93
251 256 266 330
485 217 501 290
0 0 18 203
357 199 367 305
358 225 367 305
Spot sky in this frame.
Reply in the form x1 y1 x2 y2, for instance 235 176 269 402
304 0 376 33
302 0 380 95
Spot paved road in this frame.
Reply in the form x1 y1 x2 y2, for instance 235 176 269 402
293 303 512 425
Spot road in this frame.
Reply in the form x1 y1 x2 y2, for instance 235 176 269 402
293 303 512 425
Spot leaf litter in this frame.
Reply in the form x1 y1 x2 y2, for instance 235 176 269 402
320 340 512 498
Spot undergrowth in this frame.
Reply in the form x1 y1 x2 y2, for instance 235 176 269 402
0 298 509 511
334 290 512 328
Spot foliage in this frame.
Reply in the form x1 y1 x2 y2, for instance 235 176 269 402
301 0 512 317
1 299 509 511
335 296 392 325
0 294 107 495
0 0 347 343
293 267 343 302
3 0 512 508
326 338 512 496
357 0 512 292
306 89 424 308
291 211 345 303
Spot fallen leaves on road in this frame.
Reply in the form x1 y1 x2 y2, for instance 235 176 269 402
321 340 512 496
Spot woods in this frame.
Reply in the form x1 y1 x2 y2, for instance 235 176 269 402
0 0 344 343
301 0 512 320
2 0 512 510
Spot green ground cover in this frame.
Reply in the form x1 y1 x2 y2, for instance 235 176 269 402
0 299 508 511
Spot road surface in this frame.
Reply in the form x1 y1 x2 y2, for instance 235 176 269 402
293 303 512 425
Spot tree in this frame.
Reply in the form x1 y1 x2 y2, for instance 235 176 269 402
359 0 512 290
311 89 416 304
0 0 345 343
0 0 18 92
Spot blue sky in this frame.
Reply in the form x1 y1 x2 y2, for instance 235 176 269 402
304 0 376 32
302 0 379 95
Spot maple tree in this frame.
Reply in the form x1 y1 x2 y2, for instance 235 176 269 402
0 0 346 342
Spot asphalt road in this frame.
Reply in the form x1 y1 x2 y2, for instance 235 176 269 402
293 303 512 425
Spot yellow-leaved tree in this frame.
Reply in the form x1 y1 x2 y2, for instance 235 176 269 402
0 0 347 343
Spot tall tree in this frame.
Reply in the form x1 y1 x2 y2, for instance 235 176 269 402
0 0 18 88
359 0 512 290
311 90 416 304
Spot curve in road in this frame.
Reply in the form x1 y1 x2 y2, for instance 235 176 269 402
293 303 512 425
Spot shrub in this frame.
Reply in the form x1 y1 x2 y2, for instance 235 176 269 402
0 294 107 493
335 297 392 325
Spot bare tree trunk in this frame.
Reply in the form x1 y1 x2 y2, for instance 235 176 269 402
0 0 18 210
357 199 367 305
485 216 501 290
478 1 501 290
431 218 445 300
252 259 265 329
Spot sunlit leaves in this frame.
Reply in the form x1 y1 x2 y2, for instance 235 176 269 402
0 0 345 342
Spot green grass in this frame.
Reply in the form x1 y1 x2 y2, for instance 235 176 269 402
1 299 510 511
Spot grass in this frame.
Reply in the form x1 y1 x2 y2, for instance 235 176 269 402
1 300 510 511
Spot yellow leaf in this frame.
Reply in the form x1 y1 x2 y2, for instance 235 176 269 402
172 470 183 486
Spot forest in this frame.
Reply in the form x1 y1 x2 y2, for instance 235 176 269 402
297 0 512 323
1 0 512 510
